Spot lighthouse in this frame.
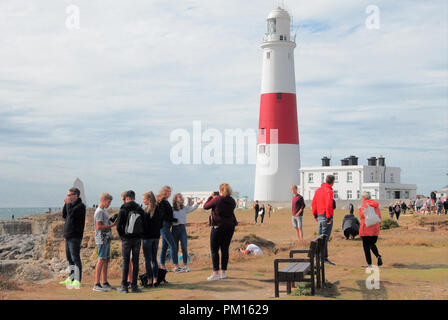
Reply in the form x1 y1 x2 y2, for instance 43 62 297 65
253 7 300 202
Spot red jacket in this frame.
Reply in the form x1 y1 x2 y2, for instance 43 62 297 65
311 183 334 219
359 199 382 236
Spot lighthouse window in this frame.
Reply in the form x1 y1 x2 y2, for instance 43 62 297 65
267 19 276 34
261 128 265 135
266 52 270 59
276 93 282 100
259 145 266 154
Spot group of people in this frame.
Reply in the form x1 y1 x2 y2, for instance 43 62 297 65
59 183 239 293
408 193 448 215
252 201 272 224
291 175 383 268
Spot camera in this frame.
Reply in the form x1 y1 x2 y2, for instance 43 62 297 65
213 191 219 196
110 213 119 222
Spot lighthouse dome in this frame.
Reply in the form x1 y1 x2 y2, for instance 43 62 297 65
265 7 292 42
267 7 291 20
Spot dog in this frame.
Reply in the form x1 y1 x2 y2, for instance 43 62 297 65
138 268 168 288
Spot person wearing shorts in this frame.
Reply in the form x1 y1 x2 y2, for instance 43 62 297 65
93 193 116 292
291 185 305 244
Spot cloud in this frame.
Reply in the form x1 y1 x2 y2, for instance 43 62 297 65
0 0 446 206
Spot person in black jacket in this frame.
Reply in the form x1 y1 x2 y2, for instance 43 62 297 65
342 211 360 239
203 183 238 281
157 186 181 273
254 200 259 224
116 190 145 293
141 191 163 287
59 187 86 289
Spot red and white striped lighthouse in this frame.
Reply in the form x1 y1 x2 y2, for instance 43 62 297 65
254 7 300 202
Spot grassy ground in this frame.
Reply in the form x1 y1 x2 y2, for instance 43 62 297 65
3 208 448 300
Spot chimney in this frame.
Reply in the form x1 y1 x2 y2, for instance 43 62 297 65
341 158 349 166
378 155 385 166
367 157 377 166
348 155 358 165
321 156 331 167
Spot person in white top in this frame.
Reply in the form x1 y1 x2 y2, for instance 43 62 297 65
172 193 203 272
240 242 264 256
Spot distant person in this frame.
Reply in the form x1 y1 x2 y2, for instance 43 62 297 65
172 193 202 272
358 191 383 268
259 204 266 224
157 186 181 273
203 183 238 281
141 191 163 287
348 203 354 215
312 175 336 266
401 201 408 215
49 208 52 213
11 214 14 220
116 190 145 293
291 185 305 244
444 196 448 215
388 204 394 219
239 242 263 256
415 197 424 213
59 187 86 290
267 204 272 218
93 193 116 292
436 197 443 215
430 191 437 214
342 211 360 240
393 202 401 220
254 200 259 224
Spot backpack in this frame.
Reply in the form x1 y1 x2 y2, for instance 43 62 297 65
364 205 381 227
125 210 144 236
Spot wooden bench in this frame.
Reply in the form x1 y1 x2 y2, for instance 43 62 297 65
274 235 327 297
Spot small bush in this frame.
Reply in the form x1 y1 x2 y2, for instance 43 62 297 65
381 219 399 230
290 283 312 296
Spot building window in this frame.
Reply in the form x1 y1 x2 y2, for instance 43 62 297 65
334 190 338 199
280 35 283 40
347 190 353 199
308 173 314 183
357 190 361 199
370 172 374 182
390 173 394 183
347 172 353 183
387 191 391 199
333 172 339 183
267 18 276 34
404 191 409 198
321 173 325 183
266 52 270 59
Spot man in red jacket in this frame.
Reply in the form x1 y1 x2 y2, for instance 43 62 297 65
312 175 336 265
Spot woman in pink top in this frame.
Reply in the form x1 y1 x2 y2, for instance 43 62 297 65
358 191 383 267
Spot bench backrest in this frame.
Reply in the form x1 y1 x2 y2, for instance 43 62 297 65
307 238 318 259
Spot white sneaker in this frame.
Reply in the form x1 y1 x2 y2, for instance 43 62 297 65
182 265 190 272
220 273 227 279
207 274 221 281
173 266 183 273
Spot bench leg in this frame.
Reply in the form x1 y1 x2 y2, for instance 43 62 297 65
310 270 315 295
275 274 279 298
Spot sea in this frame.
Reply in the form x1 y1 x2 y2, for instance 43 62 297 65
0 207 62 220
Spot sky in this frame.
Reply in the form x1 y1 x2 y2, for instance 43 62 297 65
0 0 447 207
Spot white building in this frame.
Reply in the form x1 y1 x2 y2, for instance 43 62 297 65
180 191 241 205
298 156 417 200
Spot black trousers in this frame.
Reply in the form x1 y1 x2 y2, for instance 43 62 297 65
210 226 235 271
344 229 358 239
254 211 258 223
361 236 380 265
121 238 141 287
260 213 265 223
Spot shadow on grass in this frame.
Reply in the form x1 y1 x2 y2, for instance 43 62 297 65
160 279 262 292
316 280 341 298
391 263 448 270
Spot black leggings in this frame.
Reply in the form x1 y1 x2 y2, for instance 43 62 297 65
361 236 380 265
210 226 235 271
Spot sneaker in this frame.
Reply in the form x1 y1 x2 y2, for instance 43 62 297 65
207 274 221 281
377 256 383 266
117 285 128 293
101 282 115 291
93 284 106 292
220 273 227 279
71 280 81 290
173 266 183 273
128 283 132 289
131 286 142 293
324 259 336 266
182 265 190 272
59 277 73 286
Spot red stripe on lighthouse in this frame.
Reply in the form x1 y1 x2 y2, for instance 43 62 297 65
258 92 299 145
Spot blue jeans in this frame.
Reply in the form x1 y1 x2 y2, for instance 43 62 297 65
172 224 188 265
142 239 159 280
318 215 333 259
160 221 178 266
65 238 82 282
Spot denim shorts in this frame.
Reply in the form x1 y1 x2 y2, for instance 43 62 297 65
292 215 303 228
97 242 111 259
